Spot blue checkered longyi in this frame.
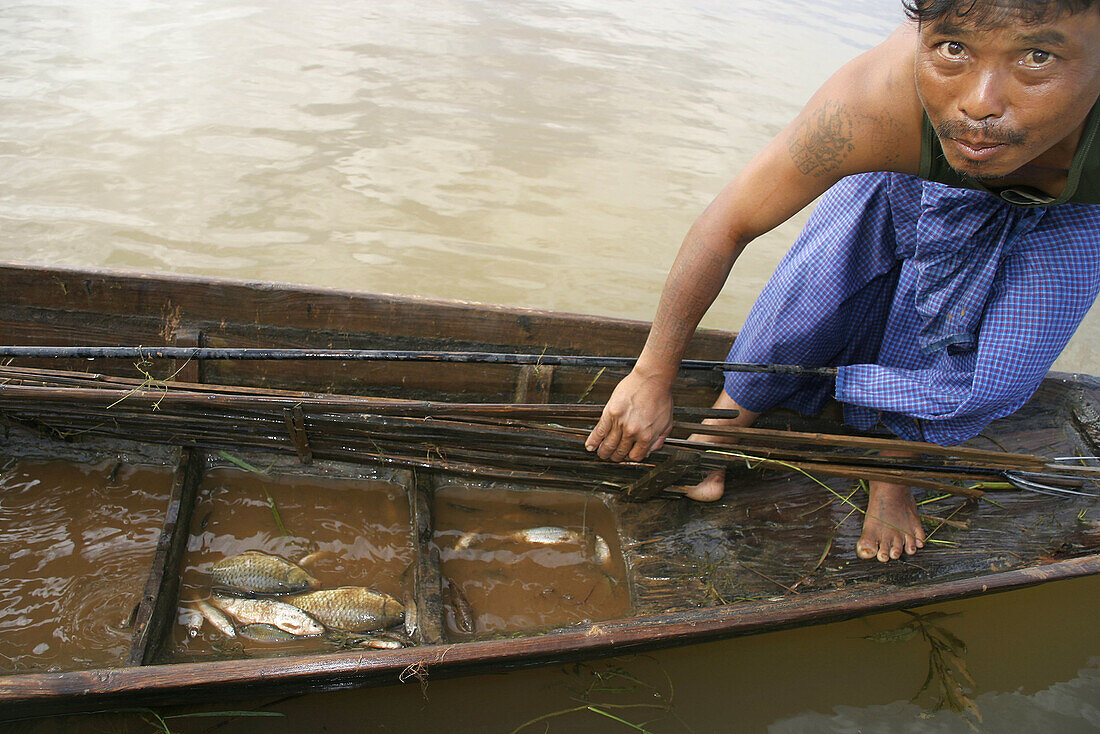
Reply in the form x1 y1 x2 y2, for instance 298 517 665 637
723 172 1100 445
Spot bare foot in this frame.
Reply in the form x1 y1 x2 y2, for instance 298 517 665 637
683 392 758 502
856 481 926 562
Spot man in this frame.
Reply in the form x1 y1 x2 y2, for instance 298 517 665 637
585 0 1100 563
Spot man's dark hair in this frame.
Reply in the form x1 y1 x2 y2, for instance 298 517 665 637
903 0 1096 27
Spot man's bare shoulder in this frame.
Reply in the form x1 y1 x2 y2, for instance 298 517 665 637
784 25 925 179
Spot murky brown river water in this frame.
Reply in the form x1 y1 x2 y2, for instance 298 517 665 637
0 460 172 673
3 0 1099 731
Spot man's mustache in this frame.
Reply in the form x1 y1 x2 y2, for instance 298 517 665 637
936 119 1027 146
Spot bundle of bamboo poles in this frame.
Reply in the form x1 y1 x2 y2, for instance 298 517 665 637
0 364 1089 500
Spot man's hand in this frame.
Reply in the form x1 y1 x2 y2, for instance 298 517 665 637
584 370 675 462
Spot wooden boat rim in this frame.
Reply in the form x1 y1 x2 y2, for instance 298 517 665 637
0 259 704 335
1 554 1095 711
1 261 1098 715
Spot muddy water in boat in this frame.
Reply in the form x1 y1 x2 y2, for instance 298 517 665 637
435 485 630 636
172 474 630 655
169 469 414 659
0 460 171 673
3 0 1100 730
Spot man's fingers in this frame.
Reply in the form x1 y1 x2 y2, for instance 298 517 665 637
630 428 667 462
586 385 673 463
596 424 624 460
585 414 611 451
611 437 637 463
590 418 671 463
628 442 651 462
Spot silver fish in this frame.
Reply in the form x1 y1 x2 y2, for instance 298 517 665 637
286 587 404 632
447 582 474 635
403 595 418 638
593 535 611 567
297 549 336 568
212 594 324 636
179 607 204 638
328 630 407 649
358 637 403 649
457 526 612 566
191 599 237 638
237 623 304 643
454 531 479 550
211 551 320 595
512 526 580 544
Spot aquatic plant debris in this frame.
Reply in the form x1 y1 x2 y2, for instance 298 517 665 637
510 657 683 733
98 707 284 734
216 451 290 536
864 610 981 726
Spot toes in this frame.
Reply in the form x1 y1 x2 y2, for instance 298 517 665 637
856 536 878 560
684 470 726 502
905 531 922 555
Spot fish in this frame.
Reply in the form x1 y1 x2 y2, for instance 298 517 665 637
455 526 613 567
447 582 474 634
403 595 418 638
286 587 404 632
513 526 584 544
191 599 237 637
179 607 204 638
357 637 403 650
211 594 324 636
519 527 613 566
210 551 320 595
297 549 336 568
453 531 479 551
236 623 304 643
327 630 407 649
593 536 611 567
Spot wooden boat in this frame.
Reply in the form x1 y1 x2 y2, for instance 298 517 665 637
0 261 1097 717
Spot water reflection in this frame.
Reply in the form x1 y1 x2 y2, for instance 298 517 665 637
773 659 1100 734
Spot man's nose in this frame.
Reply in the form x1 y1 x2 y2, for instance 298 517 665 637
958 68 1007 121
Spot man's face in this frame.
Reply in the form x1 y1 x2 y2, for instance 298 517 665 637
915 6 1100 181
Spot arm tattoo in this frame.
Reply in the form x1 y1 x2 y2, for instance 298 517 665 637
787 100 856 177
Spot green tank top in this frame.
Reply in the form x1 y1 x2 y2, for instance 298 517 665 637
919 100 1100 207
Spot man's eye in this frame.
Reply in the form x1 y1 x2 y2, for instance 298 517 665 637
937 41 967 60
1022 49 1055 68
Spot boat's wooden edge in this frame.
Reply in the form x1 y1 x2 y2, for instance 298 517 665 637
0 260 734 350
0 261 732 401
2 554 1096 718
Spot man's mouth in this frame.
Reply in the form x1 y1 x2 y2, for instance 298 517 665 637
950 137 1008 161
936 119 1025 166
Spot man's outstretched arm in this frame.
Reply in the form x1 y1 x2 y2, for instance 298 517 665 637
585 24 923 462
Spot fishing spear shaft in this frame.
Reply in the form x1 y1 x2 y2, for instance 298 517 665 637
0 346 839 377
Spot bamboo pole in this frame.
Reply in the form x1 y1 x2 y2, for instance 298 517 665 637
0 364 1078 499
0 346 838 376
